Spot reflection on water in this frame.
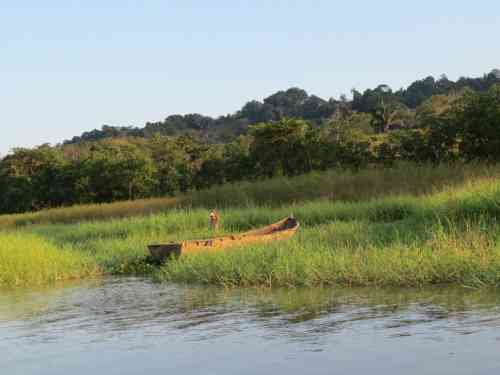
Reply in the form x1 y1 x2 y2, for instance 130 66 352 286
2 278 500 374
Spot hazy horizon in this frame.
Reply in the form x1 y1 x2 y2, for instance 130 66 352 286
2 1 500 154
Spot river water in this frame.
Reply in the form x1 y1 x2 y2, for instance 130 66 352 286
1 277 500 374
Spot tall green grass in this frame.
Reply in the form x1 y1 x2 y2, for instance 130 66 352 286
3 163 500 288
1 163 499 227
157 219 500 288
28 175 500 245
12 173 498 287
0 233 100 287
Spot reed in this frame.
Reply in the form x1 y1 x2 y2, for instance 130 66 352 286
157 219 500 288
0 233 100 287
1 162 499 227
3 163 500 288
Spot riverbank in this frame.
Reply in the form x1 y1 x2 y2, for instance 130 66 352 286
2 164 500 288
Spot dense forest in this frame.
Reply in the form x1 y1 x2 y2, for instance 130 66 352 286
1 69 500 214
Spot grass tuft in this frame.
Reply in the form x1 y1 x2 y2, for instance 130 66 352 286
0 233 100 287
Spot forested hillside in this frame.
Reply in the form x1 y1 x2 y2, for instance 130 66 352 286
1 69 500 214
65 70 500 144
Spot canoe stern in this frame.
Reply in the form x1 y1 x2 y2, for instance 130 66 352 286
148 243 182 264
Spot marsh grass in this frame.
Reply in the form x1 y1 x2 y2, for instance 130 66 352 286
3 163 500 288
157 219 500 288
1 163 499 227
0 233 100 287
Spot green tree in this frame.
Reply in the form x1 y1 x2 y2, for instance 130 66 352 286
78 142 157 202
453 85 500 161
314 113 372 170
222 136 255 182
193 146 226 190
370 100 411 133
249 118 312 177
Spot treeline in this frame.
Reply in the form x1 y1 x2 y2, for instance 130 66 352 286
65 70 500 144
1 83 500 215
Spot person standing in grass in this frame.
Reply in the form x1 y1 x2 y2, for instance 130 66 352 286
209 209 220 231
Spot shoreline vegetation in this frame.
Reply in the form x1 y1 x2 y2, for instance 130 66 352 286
0 233 100 287
1 81 500 218
1 163 498 227
2 163 500 288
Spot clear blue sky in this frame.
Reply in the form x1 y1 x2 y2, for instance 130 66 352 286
1 0 499 154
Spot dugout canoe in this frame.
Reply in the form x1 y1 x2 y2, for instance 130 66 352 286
148 216 299 263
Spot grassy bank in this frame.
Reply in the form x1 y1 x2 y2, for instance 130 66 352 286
0 233 100 287
157 219 500 288
1 163 499 227
3 163 500 288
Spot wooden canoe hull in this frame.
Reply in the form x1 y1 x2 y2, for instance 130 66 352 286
148 216 299 263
